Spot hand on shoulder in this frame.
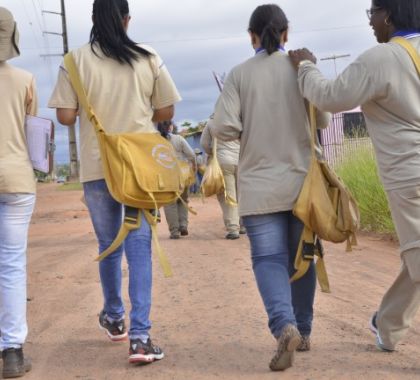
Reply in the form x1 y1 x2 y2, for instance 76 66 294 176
288 48 317 69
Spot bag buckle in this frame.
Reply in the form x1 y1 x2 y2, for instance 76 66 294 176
302 241 315 261
124 206 140 227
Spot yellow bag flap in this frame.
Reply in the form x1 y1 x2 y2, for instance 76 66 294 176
101 132 184 194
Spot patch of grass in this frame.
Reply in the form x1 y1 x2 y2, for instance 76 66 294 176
336 146 395 235
57 182 83 191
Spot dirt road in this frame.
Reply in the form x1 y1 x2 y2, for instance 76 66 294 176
7 183 420 379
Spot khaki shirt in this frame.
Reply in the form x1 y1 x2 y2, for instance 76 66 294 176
0 62 38 193
298 37 420 191
168 134 195 163
200 123 240 166
211 50 330 217
48 43 181 183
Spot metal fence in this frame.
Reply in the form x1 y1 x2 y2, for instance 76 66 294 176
320 112 374 167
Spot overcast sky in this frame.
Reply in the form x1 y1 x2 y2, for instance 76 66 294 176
3 0 376 164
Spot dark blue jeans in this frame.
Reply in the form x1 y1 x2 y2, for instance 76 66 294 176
83 179 152 340
242 211 316 338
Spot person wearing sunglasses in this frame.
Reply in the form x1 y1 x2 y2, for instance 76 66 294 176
290 0 420 353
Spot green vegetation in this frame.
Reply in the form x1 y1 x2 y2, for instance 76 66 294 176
56 164 70 178
336 146 395 235
180 120 208 137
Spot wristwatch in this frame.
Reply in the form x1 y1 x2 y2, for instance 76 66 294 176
297 59 314 69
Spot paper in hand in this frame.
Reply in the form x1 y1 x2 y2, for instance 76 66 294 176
25 115 55 173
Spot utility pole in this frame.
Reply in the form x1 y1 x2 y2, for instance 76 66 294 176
320 54 351 77
42 0 79 180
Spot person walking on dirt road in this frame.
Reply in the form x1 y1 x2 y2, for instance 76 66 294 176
210 4 330 371
289 0 420 353
48 0 181 365
0 6 38 378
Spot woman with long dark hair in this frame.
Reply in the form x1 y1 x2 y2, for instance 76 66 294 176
290 0 420 352
211 4 330 371
49 0 181 364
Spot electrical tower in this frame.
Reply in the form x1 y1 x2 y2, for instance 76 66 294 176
42 0 79 180
320 54 351 77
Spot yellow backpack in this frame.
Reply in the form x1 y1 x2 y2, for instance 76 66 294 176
64 53 184 276
291 104 360 292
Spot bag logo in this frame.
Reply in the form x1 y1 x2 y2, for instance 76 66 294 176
152 144 177 169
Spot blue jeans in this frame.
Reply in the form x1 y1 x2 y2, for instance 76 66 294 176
83 180 152 339
242 211 316 338
0 193 35 350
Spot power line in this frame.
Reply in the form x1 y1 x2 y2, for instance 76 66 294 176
19 0 42 51
30 0 45 36
37 0 56 85
18 23 370 51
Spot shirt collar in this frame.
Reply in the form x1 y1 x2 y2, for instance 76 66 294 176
392 30 420 39
255 45 285 55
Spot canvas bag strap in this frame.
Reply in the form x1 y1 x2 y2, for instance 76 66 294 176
392 37 420 76
63 53 104 133
95 206 142 262
308 103 317 160
290 226 330 293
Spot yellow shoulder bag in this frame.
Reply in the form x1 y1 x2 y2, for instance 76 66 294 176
291 104 360 292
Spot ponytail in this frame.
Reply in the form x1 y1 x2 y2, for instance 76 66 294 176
90 0 151 67
260 23 281 55
249 4 288 56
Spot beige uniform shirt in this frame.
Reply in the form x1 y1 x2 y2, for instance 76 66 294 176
48 43 181 183
298 37 420 191
211 50 330 217
0 62 38 193
200 123 240 166
168 134 195 164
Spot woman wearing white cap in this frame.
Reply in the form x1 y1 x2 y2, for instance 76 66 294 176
0 6 38 379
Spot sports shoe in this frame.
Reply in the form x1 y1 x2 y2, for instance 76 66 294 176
369 312 394 352
2 348 32 378
225 232 240 240
239 226 247 234
98 310 127 341
128 338 164 364
179 227 188 236
296 335 311 352
269 324 301 371
170 232 180 239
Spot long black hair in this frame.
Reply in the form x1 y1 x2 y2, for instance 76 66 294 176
90 0 151 66
373 0 420 30
248 4 289 55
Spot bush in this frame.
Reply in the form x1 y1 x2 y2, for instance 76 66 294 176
336 146 395 235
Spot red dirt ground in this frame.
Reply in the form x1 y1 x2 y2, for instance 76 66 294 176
6 183 420 379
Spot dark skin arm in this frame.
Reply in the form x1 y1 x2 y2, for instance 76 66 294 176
288 48 317 69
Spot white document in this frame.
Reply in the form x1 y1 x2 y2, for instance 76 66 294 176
25 115 54 173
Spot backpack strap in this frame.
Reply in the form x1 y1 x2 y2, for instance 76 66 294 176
95 206 142 262
392 37 420 76
63 53 103 134
290 226 330 293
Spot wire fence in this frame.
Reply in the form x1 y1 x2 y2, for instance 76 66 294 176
320 112 374 167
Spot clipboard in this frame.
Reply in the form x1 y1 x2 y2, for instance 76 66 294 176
25 115 55 174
